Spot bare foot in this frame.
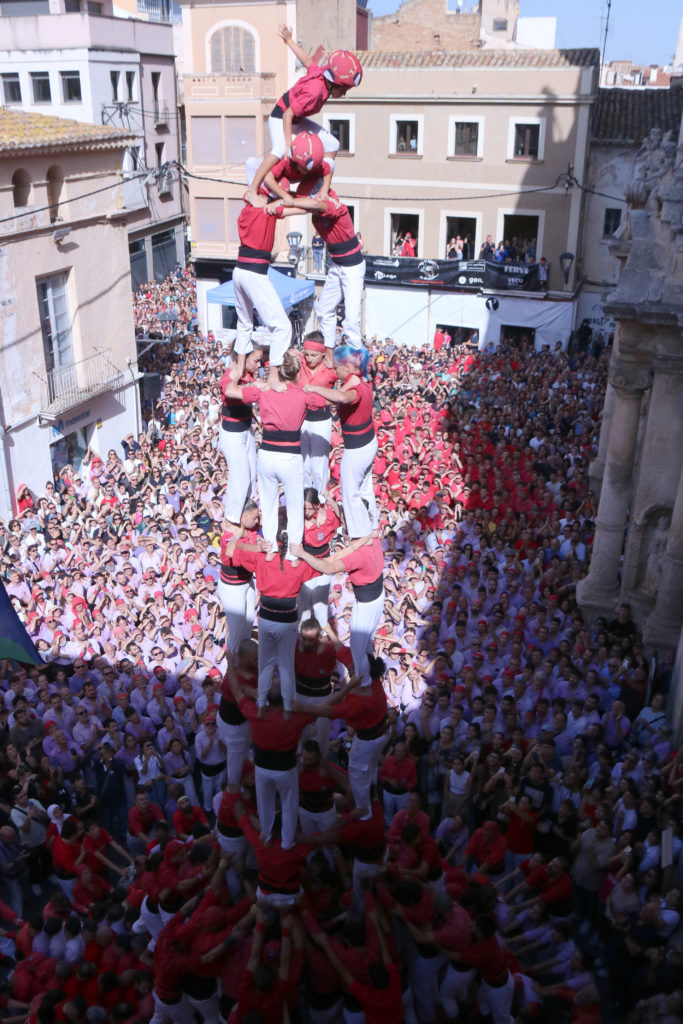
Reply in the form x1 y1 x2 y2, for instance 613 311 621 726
244 189 259 207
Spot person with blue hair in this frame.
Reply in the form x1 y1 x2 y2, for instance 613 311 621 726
302 344 377 538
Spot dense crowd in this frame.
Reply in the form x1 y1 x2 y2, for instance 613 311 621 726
0 265 679 1024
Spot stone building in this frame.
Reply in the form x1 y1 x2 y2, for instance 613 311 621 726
0 109 140 517
576 115 683 670
577 86 683 349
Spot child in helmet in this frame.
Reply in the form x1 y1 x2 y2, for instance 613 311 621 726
246 132 331 206
244 24 362 207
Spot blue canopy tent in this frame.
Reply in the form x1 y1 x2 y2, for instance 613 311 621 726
206 268 315 311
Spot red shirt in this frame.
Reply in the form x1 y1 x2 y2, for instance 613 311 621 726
379 755 417 793
302 505 340 556
339 537 384 586
241 382 321 434
172 806 207 836
272 154 332 183
276 62 329 120
338 378 374 431
349 963 403 1024
51 836 81 877
299 764 338 814
464 827 507 870
232 546 317 598
334 676 387 731
236 203 284 266
127 801 164 837
238 697 314 753
238 811 312 893
337 800 386 860
298 359 337 393
295 637 352 698
459 935 508 984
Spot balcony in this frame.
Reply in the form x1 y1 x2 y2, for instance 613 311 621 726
39 349 124 416
184 73 277 103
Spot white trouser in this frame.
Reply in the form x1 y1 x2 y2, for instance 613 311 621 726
348 730 388 814
403 985 418 1024
150 993 193 1024
316 260 365 350
257 448 304 555
297 691 332 758
232 266 291 365
479 974 514 1024
411 951 445 1024
351 857 384 899
256 884 303 908
341 437 378 538
257 615 298 710
219 427 256 521
268 116 340 162
298 573 331 627
310 997 344 1024
216 717 251 787
382 790 410 826
255 764 299 849
439 965 476 1017
199 767 225 812
301 417 332 494
218 579 256 654
185 992 221 1024
350 593 384 686
169 774 199 807
298 805 337 835
214 821 249 899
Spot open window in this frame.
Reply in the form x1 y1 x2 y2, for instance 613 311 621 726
390 212 419 256
390 115 422 155
444 216 477 259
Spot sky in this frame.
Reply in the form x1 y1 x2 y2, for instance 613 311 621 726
366 0 682 66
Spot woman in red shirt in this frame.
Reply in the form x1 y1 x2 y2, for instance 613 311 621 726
299 487 342 624
303 345 377 538
225 530 319 713
224 348 321 561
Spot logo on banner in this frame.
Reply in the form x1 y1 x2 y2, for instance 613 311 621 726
418 259 439 281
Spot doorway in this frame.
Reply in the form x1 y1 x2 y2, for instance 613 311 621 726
390 213 419 257
444 217 476 260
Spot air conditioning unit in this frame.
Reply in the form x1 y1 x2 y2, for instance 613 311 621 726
157 171 173 197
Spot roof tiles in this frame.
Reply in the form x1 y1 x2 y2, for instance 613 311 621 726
357 48 600 70
0 109 133 155
592 86 683 144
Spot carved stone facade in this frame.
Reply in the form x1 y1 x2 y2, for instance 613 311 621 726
577 115 683 670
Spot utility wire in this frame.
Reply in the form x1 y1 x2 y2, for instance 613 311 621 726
0 171 149 227
174 162 627 205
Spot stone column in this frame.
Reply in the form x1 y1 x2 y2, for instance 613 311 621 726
589 379 616 498
576 359 650 619
644 469 683 650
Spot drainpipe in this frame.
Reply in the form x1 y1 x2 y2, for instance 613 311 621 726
127 357 141 437
0 426 13 520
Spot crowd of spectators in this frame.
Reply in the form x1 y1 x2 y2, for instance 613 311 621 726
0 266 679 1024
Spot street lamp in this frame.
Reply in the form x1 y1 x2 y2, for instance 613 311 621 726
287 231 303 266
559 251 575 284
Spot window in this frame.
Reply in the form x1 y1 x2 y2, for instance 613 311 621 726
31 72 51 104
191 117 222 164
329 118 351 153
492 17 508 30
454 122 478 156
195 198 225 242
225 117 257 162
60 71 82 103
155 142 164 167
87 2 103 13
227 201 240 244
110 70 120 103
389 212 420 257
37 273 73 374
124 146 141 175
210 26 256 74
126 71 135 102
501 214 540 263
11 169 31 208
64 0 80 9
513 123 540 158
2 73 21 105
603 207 622 237
393 118 419 154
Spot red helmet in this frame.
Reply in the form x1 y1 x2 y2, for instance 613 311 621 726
323 50 363 89
290 131 324 172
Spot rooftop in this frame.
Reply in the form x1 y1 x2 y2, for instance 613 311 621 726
592 86 683 144
357 48 600 70
0 109 133 155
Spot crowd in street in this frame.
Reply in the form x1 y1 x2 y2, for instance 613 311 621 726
0 265 680 1024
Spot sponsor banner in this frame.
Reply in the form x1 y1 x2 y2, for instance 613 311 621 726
365 256 540 291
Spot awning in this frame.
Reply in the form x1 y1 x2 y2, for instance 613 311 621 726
206 268 315 311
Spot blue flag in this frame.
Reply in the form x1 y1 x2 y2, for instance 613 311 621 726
0 582 43 665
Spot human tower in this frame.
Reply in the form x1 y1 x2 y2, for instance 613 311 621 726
214 28 388 856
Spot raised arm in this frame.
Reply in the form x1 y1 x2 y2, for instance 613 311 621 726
278 24 313 68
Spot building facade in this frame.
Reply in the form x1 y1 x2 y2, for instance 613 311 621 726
0 109 140 519
576 115 683 667
0 6 185 289
577 86 683 352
